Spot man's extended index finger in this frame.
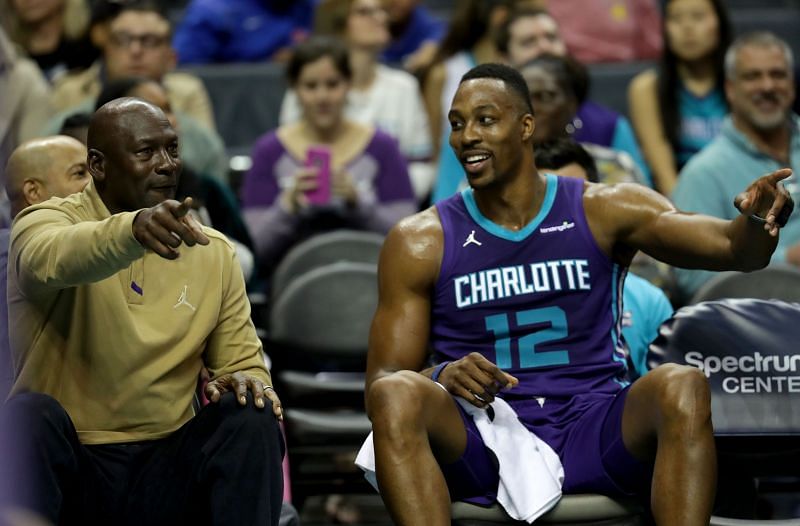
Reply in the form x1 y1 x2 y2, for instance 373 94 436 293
767 168 793 184
172 197 194 219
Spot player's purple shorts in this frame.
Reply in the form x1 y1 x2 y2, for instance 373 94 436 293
439 386 653 506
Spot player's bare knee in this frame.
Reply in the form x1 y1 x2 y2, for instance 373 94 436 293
655 364 712 426
366 371 427 429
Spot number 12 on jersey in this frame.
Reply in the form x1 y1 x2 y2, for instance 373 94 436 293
485 306 570 369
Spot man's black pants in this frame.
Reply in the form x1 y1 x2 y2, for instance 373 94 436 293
0 391 284 525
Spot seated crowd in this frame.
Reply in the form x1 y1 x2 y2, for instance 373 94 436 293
1 0 799 524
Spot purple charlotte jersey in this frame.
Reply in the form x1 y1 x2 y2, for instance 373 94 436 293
432 174 630 436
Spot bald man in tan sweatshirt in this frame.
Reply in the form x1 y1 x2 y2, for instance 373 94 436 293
1 101 284 525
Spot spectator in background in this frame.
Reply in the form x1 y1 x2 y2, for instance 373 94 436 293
173 0 314 64
58 110 90 144
495 7 567 67
495 7 649 179
521 55 650 188
521 55 648 185
83 0 123 51
673 32 800 302
0 26 53 192
534 138 674 378
545 0 662 64
40 3 229 184
241 37 415 280
0 135 89 401
381 0 445 73
282 0 434 201
50 0 217 131
1 0 97 82
629 0 731 195
4 137 88 218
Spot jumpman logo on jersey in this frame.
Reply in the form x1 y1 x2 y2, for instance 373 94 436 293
463 230 482 247
173 285 196 311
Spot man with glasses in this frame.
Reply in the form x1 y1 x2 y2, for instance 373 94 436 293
43 0 229 184
50 0 216 131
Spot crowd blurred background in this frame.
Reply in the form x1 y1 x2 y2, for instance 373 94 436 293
5 0 800 303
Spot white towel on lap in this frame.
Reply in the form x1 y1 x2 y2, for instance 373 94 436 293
355 433 379 491
355 396 564 523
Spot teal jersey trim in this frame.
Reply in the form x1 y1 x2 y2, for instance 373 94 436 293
461 173 558 242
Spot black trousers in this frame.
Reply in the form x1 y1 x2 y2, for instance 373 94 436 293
0 391 284 526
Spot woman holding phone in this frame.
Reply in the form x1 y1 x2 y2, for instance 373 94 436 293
279 0 434 201
241 36 415 277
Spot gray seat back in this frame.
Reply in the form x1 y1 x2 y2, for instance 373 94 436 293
269 261 378 358
587 61 654 116
177 62 287 150
271 230 384 304
689 265 800 305
648 298 800 435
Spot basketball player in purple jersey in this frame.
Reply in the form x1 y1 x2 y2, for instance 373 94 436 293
365 64 794 526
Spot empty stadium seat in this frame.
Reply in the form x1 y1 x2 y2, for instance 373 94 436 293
270 229 384 305
587 61 655 117
725 0 797 7
177 62 287 151
689 264 800 304
730 8 800 56
268 261 378 506
451 495 646 525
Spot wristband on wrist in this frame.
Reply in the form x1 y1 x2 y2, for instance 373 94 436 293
777 196 795 227
746 195 795 228
431 361 451 383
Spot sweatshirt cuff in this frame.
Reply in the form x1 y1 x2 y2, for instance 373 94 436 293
119 211 147 260
211 367 272 386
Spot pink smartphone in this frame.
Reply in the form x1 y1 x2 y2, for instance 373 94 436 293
304 146 331 205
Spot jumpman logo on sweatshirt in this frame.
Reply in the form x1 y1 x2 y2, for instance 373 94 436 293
173 285 196 311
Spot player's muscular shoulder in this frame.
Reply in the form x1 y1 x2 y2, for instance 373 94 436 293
583 182 675 254
394 206 443 238
582 182 626 254
384 207 444 285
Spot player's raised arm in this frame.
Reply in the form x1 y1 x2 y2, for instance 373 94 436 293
594 168 794 270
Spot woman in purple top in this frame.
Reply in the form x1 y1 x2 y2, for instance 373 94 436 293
241 36 415 274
